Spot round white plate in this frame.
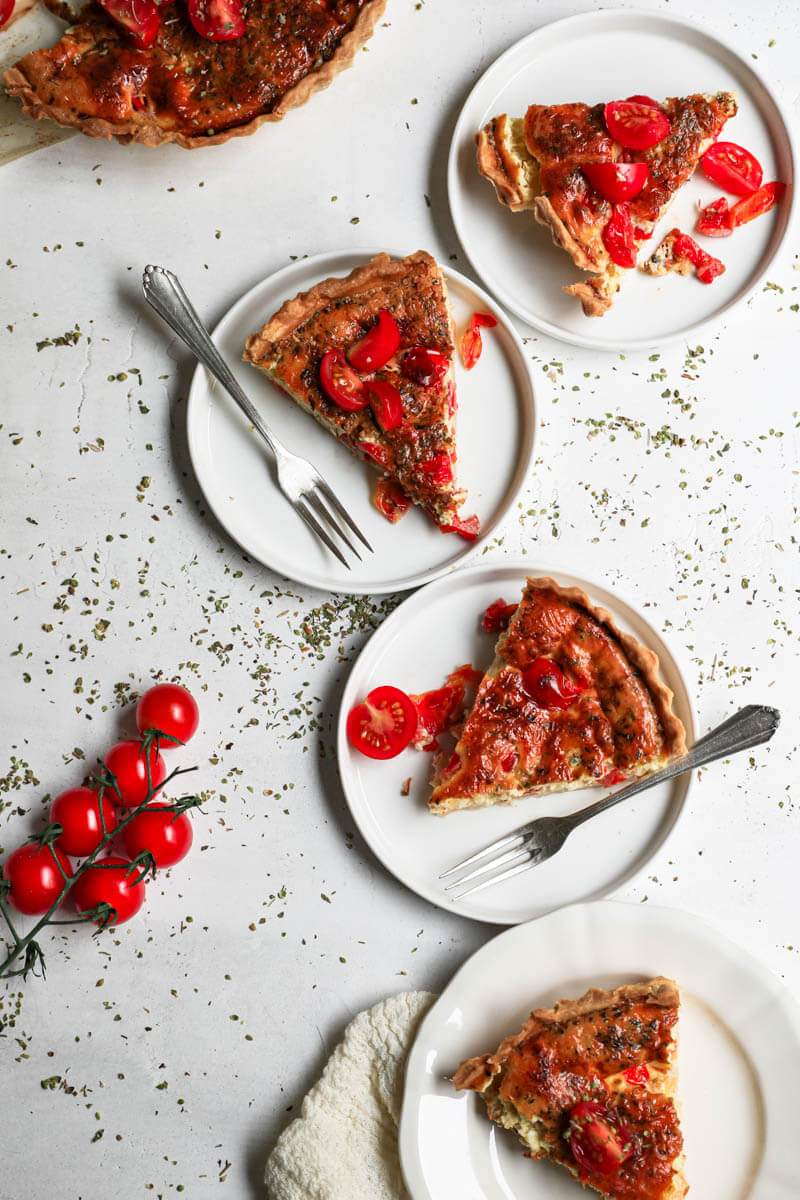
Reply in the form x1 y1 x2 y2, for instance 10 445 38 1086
336 562 695 925
400 901 800 1200
187 250 536 594
448 10 796 351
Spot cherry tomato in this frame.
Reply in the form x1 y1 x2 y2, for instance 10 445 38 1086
702 141 763 196
347 310 401 373
51 787 118 857
367 380 403 432
136 683 199 746
374 479 411 523
103 739 167 807
626 94 660 109
695 196 733 238
3 843 72 915
418 452 453 487
401 346 449 386
584 162 648 203
72 856 145 926
358 440 389 467
482 598 518 633
122 804 193 869
729 181 785 228
522 657 585 709
604 100 670 150
0 0 15 29
568 1100 633 1177
319 349 368 411
187 0 244 40
460 311 497 370
96 0 160 47
602 202 637 268
437 513 480 540
346 686 417 759
622 1064 650 1085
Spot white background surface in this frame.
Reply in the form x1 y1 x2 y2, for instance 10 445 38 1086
0 1 798 1197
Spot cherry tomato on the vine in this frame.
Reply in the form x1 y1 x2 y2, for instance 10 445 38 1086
136 683 199 746
51 786 118 857
122 805 193 869
3 843 72 915
103 739 167 807
72 856 146 925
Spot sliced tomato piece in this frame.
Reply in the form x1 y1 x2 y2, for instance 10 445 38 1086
602 202 637 268
602 768 628 787
410 665 478 749
695 196 733 238
358 440 389 467
346 686 417 760
729 180 785 228
482 598 518 633
604 100 670 150
0 0 15 28
367 380 403 432
702 142 763 197
97 0 160 46
348 309 401 373
319 349 369 411
622 1064 650 1085
187 0 244 39
418 452 453 487
374 479 411 523
568 1101 633 1177
460 312 497 370
401 346 449 386
584 162 648 203
672 232 726 284
522 657 585 709
438 513 479 540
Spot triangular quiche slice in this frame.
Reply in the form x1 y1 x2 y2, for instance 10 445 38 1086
244 251 478 537
4 0 385 148
476 93 737 315
429 577 685 814
454 977 687 1200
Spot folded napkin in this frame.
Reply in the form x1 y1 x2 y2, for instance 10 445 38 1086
265 991 437 1200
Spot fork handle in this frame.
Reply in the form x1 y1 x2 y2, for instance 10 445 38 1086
142 265 280 456
567 704 780 830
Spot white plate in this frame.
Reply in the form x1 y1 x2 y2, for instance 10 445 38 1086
400 901 800 1200
336 562 695 925
448 10 796 351
186 250 536 594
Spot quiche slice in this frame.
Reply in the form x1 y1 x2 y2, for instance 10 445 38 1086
453 978 687 1200
429 577 685 814
244 251 478 537
476 93 737 315
4 0 385 148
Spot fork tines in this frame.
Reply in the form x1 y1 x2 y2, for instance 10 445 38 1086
439 822 538 899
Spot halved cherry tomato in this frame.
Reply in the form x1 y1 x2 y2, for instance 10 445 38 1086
187 0 244 40
72 856 145 926
97 0 160 46
568 1101 633 1177
0 0 15 29
622 1064 650 1085
438 513 480 540
319 349 368 411
626 94 660 109
671 232 725 284
346 686 417 759
358 440 389 467
584 162 648 203
482 598 517 633
418 452 453 487
522 657 584 709
374 479 411 523
695 196 733 238
460 312 497 370
702 141 763 197
367 380 403 432
51 786 118 857
3 843 72 915
348 310 401 373
401 346 449 386
729 181 785 228
409 664 481 749
604 100 670 150
602 202 637 268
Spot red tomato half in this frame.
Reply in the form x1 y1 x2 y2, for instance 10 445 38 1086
695 197 733 238
348 310 401 373
374 479 411 523
602 203 637 268
97 0 160 46
584 162 648 203
51 787 118 857
568 1101 633 1177
122 805 193 869
187 0 244 39
3 843 72 915
72 856 145 926
604 100 670 150
103 739 167 807
319 349 368 410
367 380 403 432
136 683 199 746
0 0 15 28
729 181 785 227
346 686 417 759
522 657 585 709
626 94 660 109
702 141 763 196
401 346 449 386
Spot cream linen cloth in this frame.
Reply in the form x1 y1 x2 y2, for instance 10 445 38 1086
265 991 437 1200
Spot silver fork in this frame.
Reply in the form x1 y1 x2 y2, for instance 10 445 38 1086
440 704 780 899
142 265 372 569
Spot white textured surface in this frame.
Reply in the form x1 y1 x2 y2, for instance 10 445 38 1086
0 1 798 1197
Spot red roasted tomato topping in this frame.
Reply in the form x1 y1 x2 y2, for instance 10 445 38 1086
409 665 481 750
346 686 417 760
97 0 161 46
584 162 648 203
460 311 497 370
187 0 244 41
672 232 725 284
482 598 518 633
604 99 670 150
521 657 585 709
358 440 389 467
695 196 733 238
568 1100 633 1177
367 380 403 432
374 479 412 523
320 349 369 411
702 141 763 196
622 1064 650 1085
401 346 449 386
437 513 480 540
418 452 453 486
603 202 637 268
348 309 401 373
